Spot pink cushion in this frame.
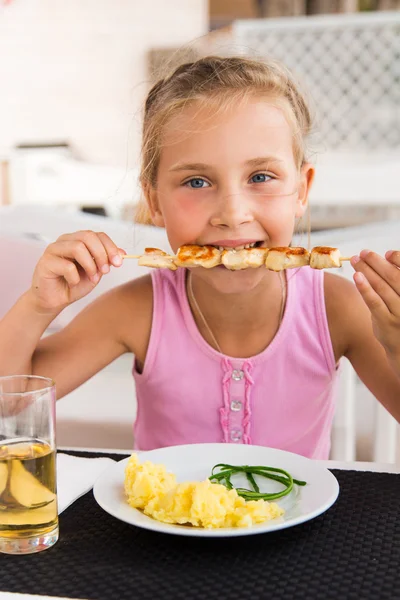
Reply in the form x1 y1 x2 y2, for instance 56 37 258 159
0 235 46 320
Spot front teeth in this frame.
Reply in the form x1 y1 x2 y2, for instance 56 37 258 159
218 242 257 252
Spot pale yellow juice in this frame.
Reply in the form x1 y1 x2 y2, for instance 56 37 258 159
0 439 58 539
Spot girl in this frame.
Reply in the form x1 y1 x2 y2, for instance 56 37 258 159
1 56 399 458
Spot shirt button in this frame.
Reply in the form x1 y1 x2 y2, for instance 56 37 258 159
230 429 242 442
230 400 243 412
232 369 244 381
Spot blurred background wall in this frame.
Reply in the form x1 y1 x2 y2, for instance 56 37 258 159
0 1 398 226
0 0 208 167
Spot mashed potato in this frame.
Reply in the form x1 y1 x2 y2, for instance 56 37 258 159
124 453 284 528
123 453 176 509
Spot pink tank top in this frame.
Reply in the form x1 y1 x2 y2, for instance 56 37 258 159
133 267 339 459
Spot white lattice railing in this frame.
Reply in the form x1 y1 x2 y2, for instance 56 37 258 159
233 12 400 152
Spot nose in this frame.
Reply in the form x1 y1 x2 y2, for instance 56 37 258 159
210 190 254 229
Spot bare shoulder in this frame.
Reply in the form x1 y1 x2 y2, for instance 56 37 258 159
324 271 400 420
324 271 360 310
324 271 371 361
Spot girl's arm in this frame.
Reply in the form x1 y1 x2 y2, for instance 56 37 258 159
29 276 152 399
0 230 152 399
351 250 400 375
0 290 66 377
325 270 400 423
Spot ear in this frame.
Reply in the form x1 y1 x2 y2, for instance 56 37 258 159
295 163 315 218
145 183 165 228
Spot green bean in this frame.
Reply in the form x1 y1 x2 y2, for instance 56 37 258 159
209 462 306 501
246 471 259 493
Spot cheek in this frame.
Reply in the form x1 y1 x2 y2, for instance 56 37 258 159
257 196 297 225
255 198 297 245
175 192 207 218
161 191 211 245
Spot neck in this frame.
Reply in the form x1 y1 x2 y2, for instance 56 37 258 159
188 270 284 329
186 270 286 357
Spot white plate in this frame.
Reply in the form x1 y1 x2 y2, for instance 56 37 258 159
93 443 339 538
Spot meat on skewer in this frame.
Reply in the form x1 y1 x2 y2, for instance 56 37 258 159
137 247 177 271
124 245 351 270
221 247 268 270
310 246 342 269
174 245 221 268
265 247 310 272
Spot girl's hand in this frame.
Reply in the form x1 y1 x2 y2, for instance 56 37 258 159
351 250 400 358
29 230 125 313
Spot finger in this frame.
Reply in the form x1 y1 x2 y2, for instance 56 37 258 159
56 231 110 274
352 270 388 318
45 255 99 287
96 232 124 267
385 250 400 268
75 231 111 274
47 240 100 283
353 271 390 320
351 253 400 316
359 249 400 296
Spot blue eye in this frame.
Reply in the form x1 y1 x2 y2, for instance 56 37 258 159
250 173 271 184
185 178 210 189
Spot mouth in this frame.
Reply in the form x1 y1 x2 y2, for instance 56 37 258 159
209 241 267 252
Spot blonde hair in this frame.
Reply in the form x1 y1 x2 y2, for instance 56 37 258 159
136 55 313 225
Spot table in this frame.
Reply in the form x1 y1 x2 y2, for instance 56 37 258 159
1 449 399 600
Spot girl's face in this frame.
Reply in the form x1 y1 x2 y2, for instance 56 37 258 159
148 98 314 294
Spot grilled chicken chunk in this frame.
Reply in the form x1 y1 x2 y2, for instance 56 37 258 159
138 247 177 270
221 247 268 270
265 247 311 271
310 246 341 269
174 245 221 268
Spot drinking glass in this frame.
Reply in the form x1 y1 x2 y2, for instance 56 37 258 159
0 375 58 554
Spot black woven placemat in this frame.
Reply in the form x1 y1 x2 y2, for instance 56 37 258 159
1 450 399 600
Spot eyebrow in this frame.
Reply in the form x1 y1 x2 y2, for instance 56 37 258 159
169 162 211 173
169 156 284 172
246 156 284 168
